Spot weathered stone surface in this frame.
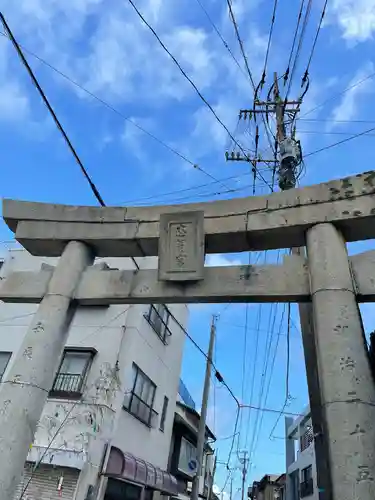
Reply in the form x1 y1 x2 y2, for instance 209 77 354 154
4 171 375 257
158 211 204 281
307 223 375 500
0 255 309 304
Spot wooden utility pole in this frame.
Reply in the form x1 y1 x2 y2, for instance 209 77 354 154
191 315 217 500
272 72 332 500
238 451 249 500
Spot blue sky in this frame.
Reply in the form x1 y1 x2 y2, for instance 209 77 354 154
1 0 375 495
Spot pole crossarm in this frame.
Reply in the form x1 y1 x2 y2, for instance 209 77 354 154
3 170 375 257
1 251 375 304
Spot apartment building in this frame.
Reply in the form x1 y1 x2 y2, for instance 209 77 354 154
285 408 318 500
0 248 188 500
168 393 216 500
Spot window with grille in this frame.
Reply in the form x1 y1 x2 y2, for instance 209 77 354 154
0 352 11 381
145 304 172 343
124 364 158 427
300 424 314 451
50 348 96 398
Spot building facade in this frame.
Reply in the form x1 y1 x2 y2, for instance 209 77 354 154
0 248 188 500
285 408 318 500
168 398 216 500
249 474 285 500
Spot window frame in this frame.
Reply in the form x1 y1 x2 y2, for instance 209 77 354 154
49 347 97 399
145 304 172 344
159 395 169 432
302 465 312 483
0 351 12 381
124 364 158 427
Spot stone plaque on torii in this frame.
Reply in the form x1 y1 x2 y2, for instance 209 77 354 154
1 170 375 500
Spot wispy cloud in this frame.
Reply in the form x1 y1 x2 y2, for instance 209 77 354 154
329 62 375 127
327 0 375 42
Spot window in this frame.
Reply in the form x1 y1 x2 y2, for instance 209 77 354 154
300 466 313 498
0 352 11 381
145 304 172 343
302 466 312 483
50 348 96 398
124 364 157 427
160 396 169 431
300 423 314 451
178 437 197 477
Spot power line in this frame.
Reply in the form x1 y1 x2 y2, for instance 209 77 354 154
283 0 305 86
1 12 145 270
299 70 375 119
225 0 276 158
304 124 375 158
285 0 313 100
225 0 256 89
260 0 279 85
301 0 329 85
0 32 231 190
0 13 105 207
269 302 292 440
126 0 272 189
194 0 248 81
299 118 375 124
299 130 375 136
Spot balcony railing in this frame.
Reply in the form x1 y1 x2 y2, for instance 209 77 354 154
125 392 158 427
300 478 314 498
300 426 314 452
50 372 84 397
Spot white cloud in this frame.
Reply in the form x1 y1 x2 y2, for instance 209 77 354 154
329 62 375 126
327 0 375 42
206 254 242 267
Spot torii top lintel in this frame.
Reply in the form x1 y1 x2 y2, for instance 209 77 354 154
3 170 375 257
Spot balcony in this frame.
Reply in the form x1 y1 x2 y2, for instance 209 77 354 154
300 478 314 498
300 426 314 452
49 372 84 398
125 392 159 428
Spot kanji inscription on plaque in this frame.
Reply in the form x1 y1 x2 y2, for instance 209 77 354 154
159 211 204 281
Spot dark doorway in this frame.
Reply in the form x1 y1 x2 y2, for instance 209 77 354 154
104 478 142 500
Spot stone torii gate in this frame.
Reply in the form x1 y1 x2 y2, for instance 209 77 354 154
1 171 375 500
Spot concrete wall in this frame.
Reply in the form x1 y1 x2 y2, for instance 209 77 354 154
0 249 188 497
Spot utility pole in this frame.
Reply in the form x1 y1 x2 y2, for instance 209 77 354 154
191 315 217 500
230 477 233 500
238 451 249 500
226 72 331 499
272 72 332 500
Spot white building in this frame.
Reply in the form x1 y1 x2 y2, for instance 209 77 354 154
285 408 318 500
0 248 188 500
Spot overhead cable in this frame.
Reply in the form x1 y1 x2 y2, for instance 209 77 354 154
301 0 329 86
269 302 292 439
260 0 279 86
285 0 313 100
283 0 305 86
127 0 272 190
0 13 105 207
0 32 230 190
299 70 375 119
225 0 256 89
194 0 248 81
304 124 375 158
